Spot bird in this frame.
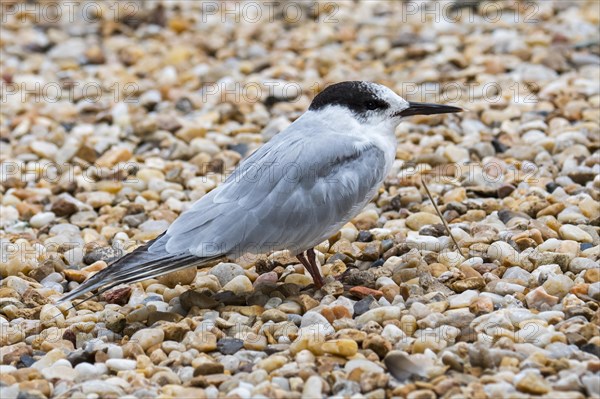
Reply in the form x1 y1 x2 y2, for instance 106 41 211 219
59 81 461 304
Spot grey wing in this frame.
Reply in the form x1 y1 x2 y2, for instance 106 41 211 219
154 130 386 257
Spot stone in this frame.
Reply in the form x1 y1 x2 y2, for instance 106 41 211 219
487 241 520 266
96 147 132 168
222 275 253 294
494 282 526 295
179 290 219 310
406 212 442 231
83 247 122 265
515 370 550 395
106 358 136 372
102 286 131 305
353 296 376 317
584 268 600 283
18 379 52 397
384 351 429 380
526 287 559 310
582 375 600 398
261 309 288 323
589 282 600 300
469 296 494 315
130 328 164 351
41 364 78 381
284 274 313 287
254 271 278 286
217 338 244 355
502 266 531 283
449 290 478 308
256 355 287 372
569 258 598 273
542 274 574 298
152 370 181 386
31 140 58 159
349 286 383 299
322 339 358 357
363 334 392 358
303 375 324 398
242 333 267 351
356 306 401 326
29 212 56 228
40 304 65 327
194 362 225 377
559 225 593 243
381 324 406 343
301 311 334 334
185 332 218 352
157 267 197 288
209 263 245 286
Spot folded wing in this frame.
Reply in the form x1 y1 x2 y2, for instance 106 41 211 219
161 126 386 257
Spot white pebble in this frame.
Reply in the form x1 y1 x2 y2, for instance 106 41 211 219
30 212 56 228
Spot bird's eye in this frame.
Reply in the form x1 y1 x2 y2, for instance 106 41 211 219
365 100 382 110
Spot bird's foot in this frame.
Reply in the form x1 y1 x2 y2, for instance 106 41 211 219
296 249 324 289
306 248 324 288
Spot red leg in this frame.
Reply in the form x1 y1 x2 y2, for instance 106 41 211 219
296 250 323 289
306 248 324 288
296 252 312 274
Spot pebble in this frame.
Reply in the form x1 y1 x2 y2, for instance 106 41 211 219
448 290 478 308
488 241 520 266
494 282 526 295
222 275 253 294
384 351 430 380
322 339 358 357
300 311 334 334
569 257 598 273
582 375 600 397
29 212 56 228
381 324 406 343
526 287 559 310
106 359 137 372
254 271 278 286
157 267 197 288
515 370 550 395
406 212 442 231
303 375 324 398
589 282 600 300
217 338 244 355
130 328 164 351
209 263 245 286
542 274 574 298
559 225 593 243
356 306 401 326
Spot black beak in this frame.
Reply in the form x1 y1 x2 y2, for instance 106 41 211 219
396 101 462 117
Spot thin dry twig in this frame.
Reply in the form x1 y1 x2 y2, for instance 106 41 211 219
420 175 467 259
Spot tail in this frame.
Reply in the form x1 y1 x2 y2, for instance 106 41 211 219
57 233 222 305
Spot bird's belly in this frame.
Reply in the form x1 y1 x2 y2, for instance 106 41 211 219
303 184 381 250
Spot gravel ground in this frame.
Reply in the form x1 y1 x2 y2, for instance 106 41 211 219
1 1 599 398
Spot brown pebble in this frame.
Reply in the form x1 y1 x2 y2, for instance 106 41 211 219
18 380 52 397
584 268 600 283
349 286 383 299
102 286 132 305
194 362 225 376
362 334 392 358
469 296 494 315
380 284 400 302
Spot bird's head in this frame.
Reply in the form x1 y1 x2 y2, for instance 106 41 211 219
309 81 461 128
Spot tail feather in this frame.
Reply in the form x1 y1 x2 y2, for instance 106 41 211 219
58 234 222 304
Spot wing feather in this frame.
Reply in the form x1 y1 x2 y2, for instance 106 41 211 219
160 122 387 257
